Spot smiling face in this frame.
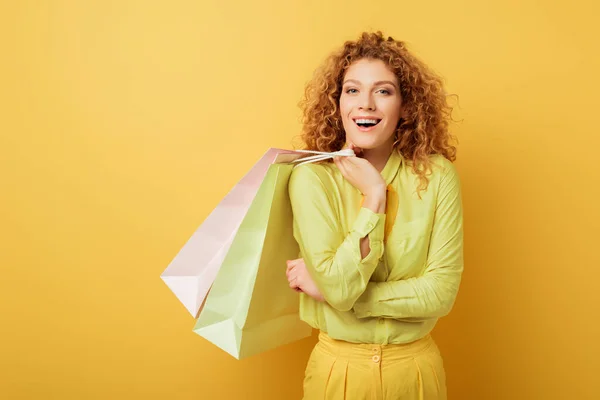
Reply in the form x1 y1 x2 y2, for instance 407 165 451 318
339 58 403 151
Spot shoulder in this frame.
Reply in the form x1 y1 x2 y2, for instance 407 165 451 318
289 162 336 190
288 162 338 202
428 154 456 174
425 154 460 183
425 155 461 197
288 162 339 210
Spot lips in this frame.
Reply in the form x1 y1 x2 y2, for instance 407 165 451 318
352 117 382 132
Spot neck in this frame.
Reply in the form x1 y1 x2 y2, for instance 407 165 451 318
362 143 394 172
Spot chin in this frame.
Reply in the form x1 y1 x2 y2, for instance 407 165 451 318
347 135 388 150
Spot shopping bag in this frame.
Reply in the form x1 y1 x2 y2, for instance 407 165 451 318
192 149 354 359
161 147 354 318
160 148 288 317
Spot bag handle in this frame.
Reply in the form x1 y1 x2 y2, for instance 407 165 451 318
290 149 355 168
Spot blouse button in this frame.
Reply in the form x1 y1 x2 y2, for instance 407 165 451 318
372 355 380 363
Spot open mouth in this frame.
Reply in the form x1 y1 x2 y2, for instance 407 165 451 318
353 118 382 129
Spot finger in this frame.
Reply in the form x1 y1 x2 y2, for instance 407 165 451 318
335 157 350 177
345 141 363 156
286 264 296 275
350 155 371 166
336 156 349 176
286 259 297 268
347 142 358 154
289 277 300 289
345 155 361 166
342 156 355 168
333 156 342 170
333 156 342 171
286 266 296 279
287 265 296 277
346 156 369 171
342 158 358 174
340 158 355 178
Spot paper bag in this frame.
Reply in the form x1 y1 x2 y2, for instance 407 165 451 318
161 148 297 317
192 155 314 359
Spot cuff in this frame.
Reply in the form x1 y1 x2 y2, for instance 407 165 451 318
352 207 385 264
352 207 385 240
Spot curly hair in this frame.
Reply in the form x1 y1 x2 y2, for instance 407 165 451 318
298 31 458 194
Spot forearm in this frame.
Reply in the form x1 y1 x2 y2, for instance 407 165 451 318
298 209 386 311
353 268 462 319
359 190 386 259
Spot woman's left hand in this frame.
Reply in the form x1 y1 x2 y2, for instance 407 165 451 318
286 258 325 302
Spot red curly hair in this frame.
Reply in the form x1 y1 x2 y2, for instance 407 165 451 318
298 31 458 194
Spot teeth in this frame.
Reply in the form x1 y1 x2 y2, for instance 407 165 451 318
355 119 379 124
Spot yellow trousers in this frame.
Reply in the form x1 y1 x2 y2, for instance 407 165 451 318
303 332 447 400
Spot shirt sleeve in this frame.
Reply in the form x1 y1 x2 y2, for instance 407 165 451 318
352 161 464 319
289 164 386 312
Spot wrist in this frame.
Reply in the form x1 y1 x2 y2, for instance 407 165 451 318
365 183 386 198
362 190 386 214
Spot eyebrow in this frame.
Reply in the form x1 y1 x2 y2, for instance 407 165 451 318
343 79 398 88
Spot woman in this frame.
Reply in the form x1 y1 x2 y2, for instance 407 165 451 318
286 31 463 399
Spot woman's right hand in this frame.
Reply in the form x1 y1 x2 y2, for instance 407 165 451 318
333 144 387 199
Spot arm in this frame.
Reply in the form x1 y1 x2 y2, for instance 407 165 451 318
353 162 464 320
289 165 386 312
359 193 387 258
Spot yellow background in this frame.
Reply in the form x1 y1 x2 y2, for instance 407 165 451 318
1 0 599 399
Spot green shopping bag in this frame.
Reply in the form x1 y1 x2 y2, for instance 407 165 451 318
192 161 311 359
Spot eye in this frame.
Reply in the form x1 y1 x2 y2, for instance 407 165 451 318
345 88 358 94
377 89 391 95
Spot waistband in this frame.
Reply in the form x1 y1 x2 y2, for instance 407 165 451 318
317 331 436 363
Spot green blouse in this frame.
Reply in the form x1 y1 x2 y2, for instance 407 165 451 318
288 150 464 344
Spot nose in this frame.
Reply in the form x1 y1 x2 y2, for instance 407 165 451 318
358 92 375 111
